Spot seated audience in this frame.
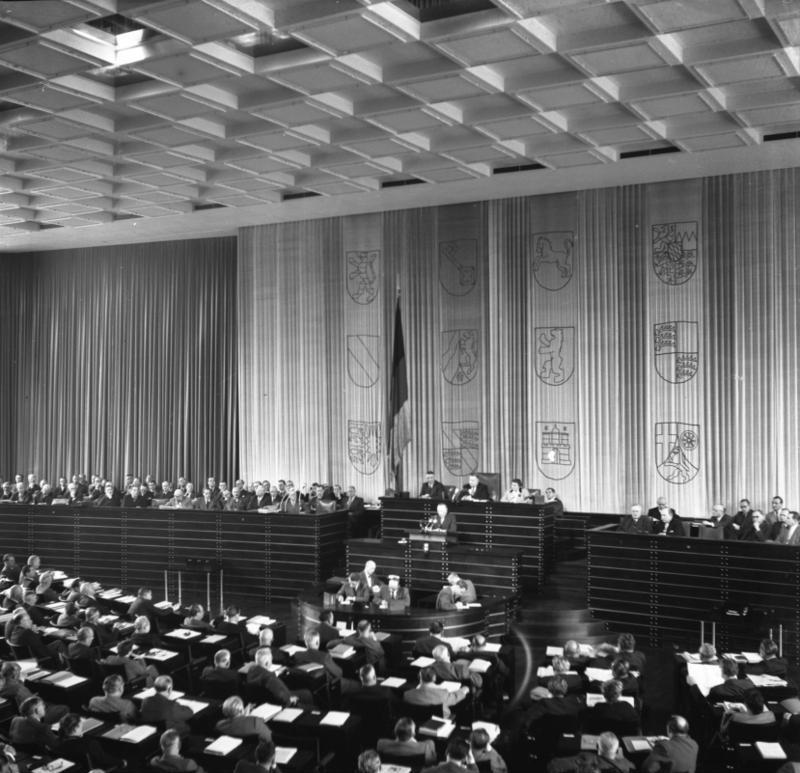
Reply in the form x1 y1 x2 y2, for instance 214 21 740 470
234 740 280 773
415 621 455 659
470 727 508 773
294 630 343 680
101 637 159 686
201 648 239 690
216 695 272 741
9 696 58 750
89 673 138 721
422 737 476 773
403 666 469 719
57 711 125 768
357 749 382 773
376 716 437 767
746 638 788 678
721 688 776 738
432 643 482 689
345 619 387 674
642 715 698 773
708 657 755 703
375 574 410 608
548 731 633 773
436 572 477 610
581 679 640 733
151 728 205 772
247 647 313 707
618 505 652 534
140 675 193 737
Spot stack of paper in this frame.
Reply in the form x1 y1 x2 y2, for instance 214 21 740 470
410 656 435 667
274 748 296 764
274 707 303 723
250 703 282 721
330 643 355 659
756 742 786 760
471 721 500 742
468 658 492 673
439 680 463 693
205 735 243 755
419 716 455 738
121 725 157 743
176 698 208 715
297 662 324 673
380 677 406 689
280 644 306 656
319 710 349 727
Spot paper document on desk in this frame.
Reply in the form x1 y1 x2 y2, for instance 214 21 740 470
165 629 201 640
274 707 303 723
546 646 564 657
154 600 173 609
381 677 406 689
741 651 762 664
472 721 500 742
176 698 208 715
319 710 349 727
585 693 635 706
479 642 502 653
32 759 74 773
248 615 276 626
630 739 652 752
410 656 435 667
756 742 786 760
686 663 723 697
205 735 243 755
749 673 787 687
201 634 226 644
439 680 463 693
585 668 612 682
275 748 296 764
468 658 492 673
121 725 157 742
251 702 282 721
134 687 184 700
280 644 306 656
537 666 554 677
580 734 600 750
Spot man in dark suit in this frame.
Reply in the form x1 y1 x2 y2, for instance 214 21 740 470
375 574 411 609
454 474 491 502
317 610 340 649
201 649 240 691
708 657 755 703
11 482 32 504
247 647 312 707
140 676 194 737
739 510 773 541
775 510 800 545
67 626 100 661
122 484 149 508
94 483 120 507
424 502 457 539
377 717 437 767
34 484 54 506
127 586 178 623
216 695 272 741
345 619 387 674
150 728 201 772
420 737 473 773
420 471 448 501
705 504 737 539
524 676 583 728
647 496 677 521
580 679 640 734
732 498 754 537
414 621 454 659
249 484 272 510
642 715 699 773
746 639 788 679
295 630 343 680
345 485 369 537
403 666 468 719
342 663 394 722
652 508 685 536
618 505 653 534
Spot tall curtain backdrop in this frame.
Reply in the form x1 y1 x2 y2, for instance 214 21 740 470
239 168 800 514
0 237 238 486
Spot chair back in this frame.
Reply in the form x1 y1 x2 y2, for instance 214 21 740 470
199 677 240 701
398 700 437 726
379 750 426 772
727 720 781 744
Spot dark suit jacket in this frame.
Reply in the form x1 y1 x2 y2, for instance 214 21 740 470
618 515 653 534
709 513 737 540
708 677 755 703
642 734 698 773
346 495 365 516
247 664 291 704
201 665 240 687
318 621 340 648
377 737 437 766
215 714 272 741
122 493 149 508
414 634 454 659
581 700 640 732
652 514 685 536
420 481 448 500
455 483 491 502
95 494 120 507
294 648 342 679
140 692 193 736
647 506 678 521
740 521 771 541
128 596 173 621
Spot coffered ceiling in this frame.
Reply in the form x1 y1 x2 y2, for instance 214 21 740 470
0 0 799 251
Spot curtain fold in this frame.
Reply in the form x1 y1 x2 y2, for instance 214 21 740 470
0 237 238 486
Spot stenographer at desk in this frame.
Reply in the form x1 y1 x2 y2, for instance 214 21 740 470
420 502 457 542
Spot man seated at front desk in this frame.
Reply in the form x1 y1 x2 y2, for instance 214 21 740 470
436 572 477 611
652 507 685 536
453 474 491 503
374 574 410 609
618 504 652 534
702 503 737 540
420 470 448 501
423 502 458 540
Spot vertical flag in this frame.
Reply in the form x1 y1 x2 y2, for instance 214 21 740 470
389 295 411 480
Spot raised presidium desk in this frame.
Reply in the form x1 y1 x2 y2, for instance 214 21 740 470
0 503 348 607
379 497 555 591
587 523 800 659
